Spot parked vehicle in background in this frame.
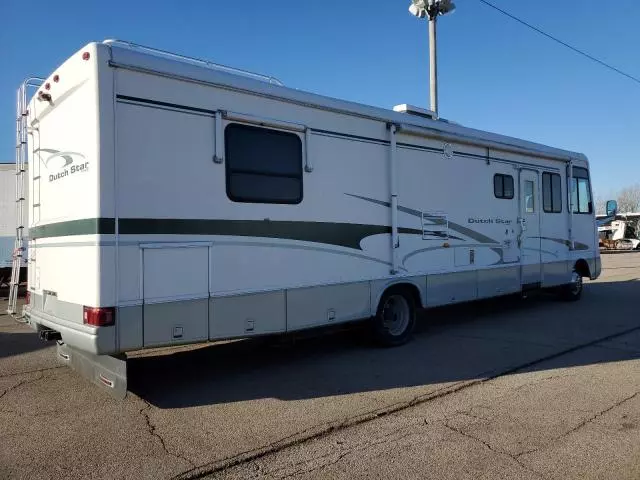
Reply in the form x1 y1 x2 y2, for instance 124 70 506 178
597 213 640 250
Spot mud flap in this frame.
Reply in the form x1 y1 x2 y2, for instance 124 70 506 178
57 343 127 399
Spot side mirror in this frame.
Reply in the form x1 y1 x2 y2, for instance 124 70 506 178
606 200 618 217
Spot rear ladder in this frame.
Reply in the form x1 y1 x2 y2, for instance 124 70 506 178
7 78 42 317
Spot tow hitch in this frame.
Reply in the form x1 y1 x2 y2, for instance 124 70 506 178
38 328 62 342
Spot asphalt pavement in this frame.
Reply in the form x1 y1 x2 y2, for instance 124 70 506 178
1 253 639 480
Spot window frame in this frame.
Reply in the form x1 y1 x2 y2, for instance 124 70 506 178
224 122 304 205
542 172 563 213
571 167 593 214
493 174 514 200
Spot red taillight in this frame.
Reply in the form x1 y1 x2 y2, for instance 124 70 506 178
82 51 90 61
53 74 59 83
25 291 31 304
83 306 115 327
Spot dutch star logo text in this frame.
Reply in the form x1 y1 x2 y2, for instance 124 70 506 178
35 148 88 182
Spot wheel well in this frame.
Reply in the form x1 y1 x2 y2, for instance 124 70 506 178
574 259 590 278
380 283 423 310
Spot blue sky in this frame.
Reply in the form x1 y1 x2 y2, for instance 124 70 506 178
1 0 638 198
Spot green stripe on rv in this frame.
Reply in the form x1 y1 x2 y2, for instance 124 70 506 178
29 218 116 239
29 218 422 250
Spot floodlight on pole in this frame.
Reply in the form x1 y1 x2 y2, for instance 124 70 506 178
408 0 456 117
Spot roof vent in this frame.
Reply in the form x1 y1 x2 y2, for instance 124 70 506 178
393 104 437 119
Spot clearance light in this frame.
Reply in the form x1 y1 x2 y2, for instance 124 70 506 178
82 51 90 61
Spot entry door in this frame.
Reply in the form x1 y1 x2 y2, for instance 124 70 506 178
519 170 542 285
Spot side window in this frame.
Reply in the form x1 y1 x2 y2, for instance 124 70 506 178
542 172 562 213
225 123 303 204
572 167 592 214
494 174 514 199
524 180 535 213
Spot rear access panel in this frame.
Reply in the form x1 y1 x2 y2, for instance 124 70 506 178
142 244 210 347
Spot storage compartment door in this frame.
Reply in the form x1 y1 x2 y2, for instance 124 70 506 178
142 245 209 347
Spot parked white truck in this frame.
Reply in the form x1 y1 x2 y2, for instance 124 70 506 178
597 213 640 250
13 40 614 397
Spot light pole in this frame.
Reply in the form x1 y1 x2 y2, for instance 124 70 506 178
408 0 456 118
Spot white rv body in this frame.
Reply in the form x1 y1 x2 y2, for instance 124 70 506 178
21 40 601 393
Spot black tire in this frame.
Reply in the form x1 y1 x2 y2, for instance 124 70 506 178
559 269 583 302
372 288 416 347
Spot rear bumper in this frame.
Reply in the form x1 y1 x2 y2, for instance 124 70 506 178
24 305 116 355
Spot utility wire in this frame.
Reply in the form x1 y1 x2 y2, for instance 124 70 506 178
476 0 640 85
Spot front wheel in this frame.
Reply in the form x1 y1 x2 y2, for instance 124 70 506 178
559 270 583 302
372 289 416 347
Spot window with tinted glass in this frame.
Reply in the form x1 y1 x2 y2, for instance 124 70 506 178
542 172 562 213
494 174 514 199
225 123 303 204
571 167 592 214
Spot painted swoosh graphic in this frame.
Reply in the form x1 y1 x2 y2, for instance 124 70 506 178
34 148 86 169
346 193 502 252
532 236 591 251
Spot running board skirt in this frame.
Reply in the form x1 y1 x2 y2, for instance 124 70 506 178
57 343 127 399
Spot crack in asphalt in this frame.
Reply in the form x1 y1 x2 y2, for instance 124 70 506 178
172 322 640 480
0 365 64 379
563 389 640 436
170 381 475 480
276 429 417 479
455 410 493 423
0 372 44 401
509 373 573 394
515 389 640 459
441 420 548 479
139 401 196 469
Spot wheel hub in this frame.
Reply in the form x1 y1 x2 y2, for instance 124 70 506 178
571 271 583 295
382 295 410 336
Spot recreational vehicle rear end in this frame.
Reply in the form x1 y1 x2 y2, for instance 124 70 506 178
16 40 608 397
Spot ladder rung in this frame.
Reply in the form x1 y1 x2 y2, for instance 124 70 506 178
33 176 40 180
16 198 25 202
33 203 40 207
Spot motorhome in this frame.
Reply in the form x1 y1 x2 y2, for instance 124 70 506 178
12 40 611 397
